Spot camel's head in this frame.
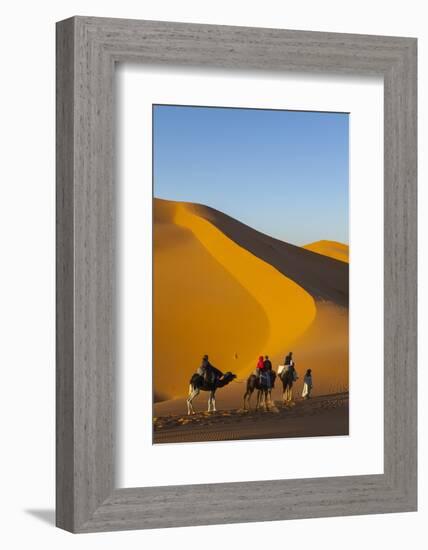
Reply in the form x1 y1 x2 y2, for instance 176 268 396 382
218 371 237 387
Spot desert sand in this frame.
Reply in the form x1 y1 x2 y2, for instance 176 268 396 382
154 198 349 405
153 392 349 444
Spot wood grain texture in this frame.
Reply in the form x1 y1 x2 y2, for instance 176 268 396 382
56 18 75 532
56 16 417 533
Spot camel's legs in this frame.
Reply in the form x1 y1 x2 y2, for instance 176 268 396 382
211 391 217 412
263 390 269 411
283 385 292 405
206 391 217 412
243 389 253 410
284 385 294 403
186 387 200 415
256 390 262 411
207 391 214 412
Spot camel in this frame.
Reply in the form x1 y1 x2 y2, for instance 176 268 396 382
186 371 236 415
243 371 276 411
279 365 298 405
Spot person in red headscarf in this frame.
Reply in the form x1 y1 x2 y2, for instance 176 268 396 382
256 355 265 380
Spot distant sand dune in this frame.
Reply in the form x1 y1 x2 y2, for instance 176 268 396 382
303 240 349 263
153 198 348 402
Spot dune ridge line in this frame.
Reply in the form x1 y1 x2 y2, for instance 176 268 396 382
173 203 317 367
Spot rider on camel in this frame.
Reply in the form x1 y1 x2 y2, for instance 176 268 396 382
197 354 223 385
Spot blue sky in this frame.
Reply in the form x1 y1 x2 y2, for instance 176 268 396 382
153 105 349 246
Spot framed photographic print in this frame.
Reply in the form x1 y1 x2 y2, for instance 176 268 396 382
150 103 349 444
56 16 417 532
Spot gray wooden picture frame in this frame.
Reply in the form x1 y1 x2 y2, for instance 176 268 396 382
56 16 417 533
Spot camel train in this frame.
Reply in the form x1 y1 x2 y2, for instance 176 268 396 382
243 361 298 411
186 353 299 415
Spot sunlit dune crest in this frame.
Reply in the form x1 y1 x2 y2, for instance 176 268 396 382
303 240 349 263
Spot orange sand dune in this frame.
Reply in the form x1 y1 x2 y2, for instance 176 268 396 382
154 203 269 399
154 198 348 402
154 199 316 400
303 240 349 263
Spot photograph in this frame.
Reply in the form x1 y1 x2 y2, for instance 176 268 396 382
152 104 349 444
